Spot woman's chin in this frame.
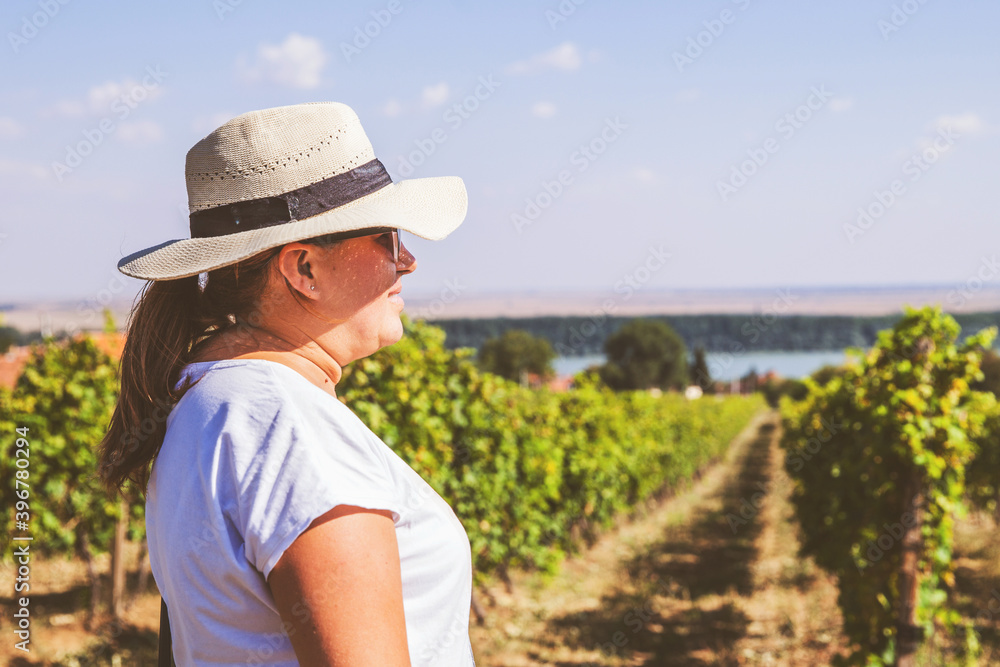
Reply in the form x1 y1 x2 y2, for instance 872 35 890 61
380 315 406 348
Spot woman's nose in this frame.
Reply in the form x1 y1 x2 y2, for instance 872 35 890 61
397 241 417 274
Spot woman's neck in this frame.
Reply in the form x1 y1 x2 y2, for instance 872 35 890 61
190 323 343 398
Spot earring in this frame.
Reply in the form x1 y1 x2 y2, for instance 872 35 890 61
310 285 316 291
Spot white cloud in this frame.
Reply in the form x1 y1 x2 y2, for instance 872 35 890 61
531 102 557 119
381 98 403 117
117 120 164 145
675 89 701 103
505 42 582 75
47 77 165 118
242 33 327 89
932 112 985 136
0 117 23 139
829 97 854 113
88 80 129 113
90 78 165 113
910 112 987 154
421 82 450 108
45 99 86 117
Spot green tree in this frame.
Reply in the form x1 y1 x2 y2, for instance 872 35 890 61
780 306 996 666
688 345 713 392
759 376 808 408
477 329 556 383
967 348 1000 519
811 363 846 387
600 319 687 391
0 334 143 626
971 347 1000 396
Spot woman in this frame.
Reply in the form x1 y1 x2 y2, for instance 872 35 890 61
98 102 475 666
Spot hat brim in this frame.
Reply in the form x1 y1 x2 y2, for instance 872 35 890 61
117 176 467 281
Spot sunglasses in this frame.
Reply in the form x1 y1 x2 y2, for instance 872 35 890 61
307 227 400 263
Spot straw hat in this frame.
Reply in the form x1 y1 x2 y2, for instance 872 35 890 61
117 101 468 281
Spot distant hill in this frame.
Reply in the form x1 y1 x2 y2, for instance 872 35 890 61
401 285 1000 319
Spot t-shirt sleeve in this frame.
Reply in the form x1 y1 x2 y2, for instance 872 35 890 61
219 365 402 580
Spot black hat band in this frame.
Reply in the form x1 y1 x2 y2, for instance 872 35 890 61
189 158 392 239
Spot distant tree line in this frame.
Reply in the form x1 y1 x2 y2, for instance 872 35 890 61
6 312 999 357
0 325 44 354
430 312 1000 356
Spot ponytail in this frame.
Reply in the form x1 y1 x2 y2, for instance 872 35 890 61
98 276 209 496
98 244 293 498
100 233 350 497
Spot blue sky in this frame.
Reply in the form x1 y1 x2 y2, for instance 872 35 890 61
1 0 998 305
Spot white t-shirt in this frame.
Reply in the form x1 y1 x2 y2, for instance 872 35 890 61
146 358 476 666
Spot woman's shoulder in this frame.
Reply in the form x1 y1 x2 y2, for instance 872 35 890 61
169 358 397 501
175 357 366 434
176 358 332 413
171 358 384 465
169 359 350 463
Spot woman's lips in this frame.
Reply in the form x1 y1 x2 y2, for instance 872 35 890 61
388 279 403 306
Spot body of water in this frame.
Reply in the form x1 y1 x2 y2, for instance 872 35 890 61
553 350 853 381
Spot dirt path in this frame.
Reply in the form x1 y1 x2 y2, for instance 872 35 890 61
468 410 851 666
730 418 849 666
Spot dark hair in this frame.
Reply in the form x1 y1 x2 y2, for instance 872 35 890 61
98 237 337 498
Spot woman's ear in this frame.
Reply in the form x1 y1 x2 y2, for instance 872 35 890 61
276 243 319 297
